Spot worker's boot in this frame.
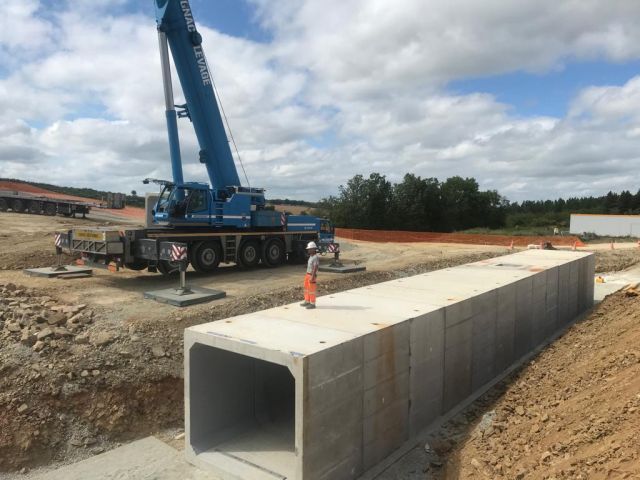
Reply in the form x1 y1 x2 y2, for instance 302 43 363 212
305 303 316 309
300 301 309 307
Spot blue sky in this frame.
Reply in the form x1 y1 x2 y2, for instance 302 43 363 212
450 60 640 118
107 0 271 41
189 0 271 42
2 0 640 201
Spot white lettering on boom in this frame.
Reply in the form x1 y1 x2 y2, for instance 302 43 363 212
193 46 211 86
180 1 210 86
180 1 196 32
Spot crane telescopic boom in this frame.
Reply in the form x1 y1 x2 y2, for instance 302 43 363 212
154 0 241 191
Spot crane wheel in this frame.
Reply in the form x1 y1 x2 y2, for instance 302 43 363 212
238 240 260 268
190 241 221 273
12 199 25 213
157 259 181 275
29 201 41 214
44 203 57 216
0 198 7 212
125 261 148 271
262 238 286 267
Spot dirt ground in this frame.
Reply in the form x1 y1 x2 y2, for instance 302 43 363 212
2 211 640 477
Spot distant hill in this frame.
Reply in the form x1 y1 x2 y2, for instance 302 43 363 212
0 178 144 208
0 179 318 212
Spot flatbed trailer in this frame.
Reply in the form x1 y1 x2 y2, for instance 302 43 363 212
56 224 338 275
0 190 92 217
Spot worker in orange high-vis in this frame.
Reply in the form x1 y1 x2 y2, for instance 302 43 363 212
300 241 319 309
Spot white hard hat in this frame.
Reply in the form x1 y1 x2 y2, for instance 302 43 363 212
306 241 317 250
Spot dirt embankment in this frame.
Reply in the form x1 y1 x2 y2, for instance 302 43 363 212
595 248 640 273
0 282 184 471
422 291 640 479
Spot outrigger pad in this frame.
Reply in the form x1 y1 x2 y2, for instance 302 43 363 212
319 264 366 273
23 266 93 278
143 287 226 307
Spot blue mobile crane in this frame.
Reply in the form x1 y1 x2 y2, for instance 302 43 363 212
151 0 266 229
55 0 337 274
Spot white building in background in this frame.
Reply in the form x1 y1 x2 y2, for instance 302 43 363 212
570 213 640 237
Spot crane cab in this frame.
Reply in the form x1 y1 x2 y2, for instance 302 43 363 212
152 181 266 228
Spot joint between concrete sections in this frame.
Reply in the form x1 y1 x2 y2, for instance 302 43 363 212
184 250 594 480
360 296 598 480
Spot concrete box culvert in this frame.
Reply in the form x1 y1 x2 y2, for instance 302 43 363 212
185 250 594 480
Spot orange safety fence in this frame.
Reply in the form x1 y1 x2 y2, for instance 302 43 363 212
335 228 586 248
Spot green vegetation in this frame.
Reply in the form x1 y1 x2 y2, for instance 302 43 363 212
317 173 506 232
506 191 640 233
267 198 317 208
316 173 640 234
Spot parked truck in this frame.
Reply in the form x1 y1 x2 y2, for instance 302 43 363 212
55 0 337 274
0 190 91 217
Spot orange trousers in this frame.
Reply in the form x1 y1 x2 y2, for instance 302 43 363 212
304 273 317 304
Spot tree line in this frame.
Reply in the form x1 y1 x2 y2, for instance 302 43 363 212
316 173 507 232
506 190 640 229
315 173 640 232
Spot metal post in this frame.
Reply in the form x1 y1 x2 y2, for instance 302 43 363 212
330 251 343 268
52 246 68 272
175 259 192 296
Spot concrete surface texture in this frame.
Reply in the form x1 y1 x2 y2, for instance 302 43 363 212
24 437 218 480
184 250 594 480
593 262 640 301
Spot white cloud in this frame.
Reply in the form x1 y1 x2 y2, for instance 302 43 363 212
0 0 53 52
1 0 640 202
253 0 640 98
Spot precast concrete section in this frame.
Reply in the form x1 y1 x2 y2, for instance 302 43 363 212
184 250 594 480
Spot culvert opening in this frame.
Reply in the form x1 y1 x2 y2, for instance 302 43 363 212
189 343 295 477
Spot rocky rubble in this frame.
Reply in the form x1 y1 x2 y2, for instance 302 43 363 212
0 282 93 352
0 281 184 472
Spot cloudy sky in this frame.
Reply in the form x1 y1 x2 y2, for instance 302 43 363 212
1 0 640 202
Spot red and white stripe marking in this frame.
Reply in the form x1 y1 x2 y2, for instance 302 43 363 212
54 233 63 247
280 213 286 226
170 244 188 262
327 243 340 253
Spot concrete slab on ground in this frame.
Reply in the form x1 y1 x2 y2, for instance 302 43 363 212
144 287 226 307
26 437 219 480
318 264 367 273
23 266 93 278
594 263 640 302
